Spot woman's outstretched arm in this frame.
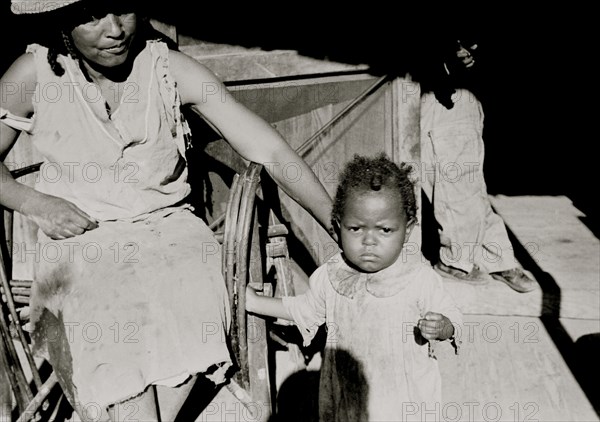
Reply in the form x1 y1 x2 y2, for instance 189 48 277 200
170 51 335 239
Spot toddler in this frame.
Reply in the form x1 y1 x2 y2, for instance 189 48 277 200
247 153 462 421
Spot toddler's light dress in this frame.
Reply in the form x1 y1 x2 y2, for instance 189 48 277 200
283 243 462 421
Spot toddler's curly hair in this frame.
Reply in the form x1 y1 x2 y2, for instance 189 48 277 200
332 153 417 224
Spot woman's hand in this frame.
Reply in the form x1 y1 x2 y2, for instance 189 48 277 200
21 194 98 240
417 311 455 341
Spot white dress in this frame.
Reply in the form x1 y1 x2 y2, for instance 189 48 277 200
22 41 232 411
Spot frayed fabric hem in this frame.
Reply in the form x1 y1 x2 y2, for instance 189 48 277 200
99 360 233 411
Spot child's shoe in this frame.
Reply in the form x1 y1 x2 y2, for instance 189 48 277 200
490 268 538 293
433 262 490 284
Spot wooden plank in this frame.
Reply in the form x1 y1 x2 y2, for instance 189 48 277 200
180 40 367 83
438 195 600 321
228 74 376 124
437 315 599 422
444 277 545 316
246 215 271 419
0 340 14 421
149 19 178 46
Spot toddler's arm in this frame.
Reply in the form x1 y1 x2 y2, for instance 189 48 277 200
417 311 455 341
245 285 293 321
247 263 328 346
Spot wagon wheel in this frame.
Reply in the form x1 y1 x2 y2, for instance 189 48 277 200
221 162 304 419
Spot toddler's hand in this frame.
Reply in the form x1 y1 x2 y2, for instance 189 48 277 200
417 311 454 341
245 285 258 312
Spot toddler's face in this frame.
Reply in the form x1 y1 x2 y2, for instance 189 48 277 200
339 189 410 273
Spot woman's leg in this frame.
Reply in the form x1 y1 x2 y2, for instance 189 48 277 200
103 376 202 421
107 387 158 422
155 375 199 420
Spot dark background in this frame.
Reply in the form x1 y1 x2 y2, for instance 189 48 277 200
2 3 596 235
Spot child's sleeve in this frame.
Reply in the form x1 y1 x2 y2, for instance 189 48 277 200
281 264 328 346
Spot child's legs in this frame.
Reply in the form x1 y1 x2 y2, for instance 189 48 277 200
421 93 489 272
425 122 487 273
480 198 518 273
420 121 435 203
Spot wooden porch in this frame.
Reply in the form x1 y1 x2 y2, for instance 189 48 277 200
180 30 600 422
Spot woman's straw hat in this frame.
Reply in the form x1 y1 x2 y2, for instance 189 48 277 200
10 0 82 14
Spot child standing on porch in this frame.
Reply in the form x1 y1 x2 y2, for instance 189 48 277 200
247 153 462 421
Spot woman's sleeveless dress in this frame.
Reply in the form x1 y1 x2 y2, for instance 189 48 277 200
22 40 232 411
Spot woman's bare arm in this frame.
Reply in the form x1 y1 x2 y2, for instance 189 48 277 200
1 53 97 239
169 51 335 238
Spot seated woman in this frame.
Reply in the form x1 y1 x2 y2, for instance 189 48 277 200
1 1 334 420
